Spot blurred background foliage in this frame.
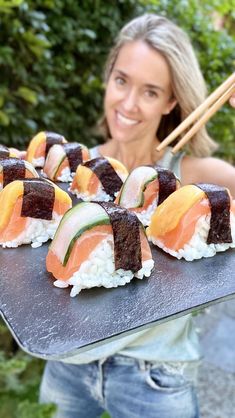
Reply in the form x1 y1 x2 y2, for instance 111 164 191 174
0 0 234 159
0 1 234 417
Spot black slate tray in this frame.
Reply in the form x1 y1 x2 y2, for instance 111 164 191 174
1 242 235 359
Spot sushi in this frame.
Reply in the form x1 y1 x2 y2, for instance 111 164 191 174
147 183 235 261
46 201 154 296
70 157 128 201
0 144 23 159
0 158 39 191
26 131 67 168
43 142 90 182
0 178 72 248
115 165 180 226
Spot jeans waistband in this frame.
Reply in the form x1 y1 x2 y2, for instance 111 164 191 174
98 354 200 384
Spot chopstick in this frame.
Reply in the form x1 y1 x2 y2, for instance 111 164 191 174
156 72 235 154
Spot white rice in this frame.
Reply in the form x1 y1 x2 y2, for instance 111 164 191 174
54 236 154 296
134 200 158 227
1 213 61 249
57 167 73 182
69 184 113 202
149 212 235 261
32 157 45 168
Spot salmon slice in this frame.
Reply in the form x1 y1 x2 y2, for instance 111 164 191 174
156 198 210 251
131 179 159 212
0 196 70 243
47 224 152 281
70 169 100 194
151 198 235 251
54 158 69 179
47 225 113 280
0 198 28 242
34 142 46 159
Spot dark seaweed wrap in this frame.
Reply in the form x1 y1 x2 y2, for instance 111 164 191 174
197 183 232 244
45 132 65 156
84 158 123 198
156 166 177 205
21 179 55 220
63 143 83 172
0 145 9 159
1 158 25 187
98 202 142 272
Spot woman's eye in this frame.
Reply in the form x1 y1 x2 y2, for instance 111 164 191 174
145 90 157 98
115 77 126 86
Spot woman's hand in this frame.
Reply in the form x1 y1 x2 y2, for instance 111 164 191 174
229 92 235 108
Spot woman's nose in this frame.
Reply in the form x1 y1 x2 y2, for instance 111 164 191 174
122 89 139 112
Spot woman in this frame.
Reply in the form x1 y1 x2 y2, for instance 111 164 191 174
40 15 235 418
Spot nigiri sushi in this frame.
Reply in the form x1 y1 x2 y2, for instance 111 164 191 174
26 131 67 168
0 178 72 248
47 201 154 296
70 157 128 201
147 184 235 261
43 143 90 182
0 158 39 191
0 144 22 159
115 165 180 226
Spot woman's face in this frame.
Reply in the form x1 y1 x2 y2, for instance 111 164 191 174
104 40 176 145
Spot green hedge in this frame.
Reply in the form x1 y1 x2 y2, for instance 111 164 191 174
0 0 234 160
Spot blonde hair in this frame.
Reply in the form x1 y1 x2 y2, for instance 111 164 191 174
99 14 217 157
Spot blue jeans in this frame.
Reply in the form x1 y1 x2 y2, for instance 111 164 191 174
39 355 199 418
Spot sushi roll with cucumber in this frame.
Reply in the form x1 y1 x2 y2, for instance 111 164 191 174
46 201 154 296
0 178 72 248
26 131 67 168
115 165 180 226
43 142 90 182
0 158 39 191
70 157 128 201
147 184 235 261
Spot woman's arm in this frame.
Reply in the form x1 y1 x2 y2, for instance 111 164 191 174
181 156 235 198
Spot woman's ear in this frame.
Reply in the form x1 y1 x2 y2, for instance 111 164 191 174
162 98 178 115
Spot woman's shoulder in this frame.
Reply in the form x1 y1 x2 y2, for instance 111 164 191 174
181 155 235 195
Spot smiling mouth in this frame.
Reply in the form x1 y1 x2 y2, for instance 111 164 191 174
116 111 140 126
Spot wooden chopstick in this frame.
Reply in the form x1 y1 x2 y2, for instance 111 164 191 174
172 83 235 154
156 72 235 152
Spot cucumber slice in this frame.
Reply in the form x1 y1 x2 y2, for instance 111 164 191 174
54 155 66 178
119 166 157 208
50 201 110 266
45 144 66 179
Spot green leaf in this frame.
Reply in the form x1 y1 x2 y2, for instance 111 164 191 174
17 400 57 418
0 111 10 126
16 87 38 105
0 0 23 12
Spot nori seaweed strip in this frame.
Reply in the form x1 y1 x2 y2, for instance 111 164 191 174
197 183 232 244
63 143 83 172
21 179 55 220
45 132 65 157
156 166 177 205
0 145 9 159
84 158 123 198
98 202 142 272
1 158 25 187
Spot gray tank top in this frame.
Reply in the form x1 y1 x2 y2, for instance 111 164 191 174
61 146 200 365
